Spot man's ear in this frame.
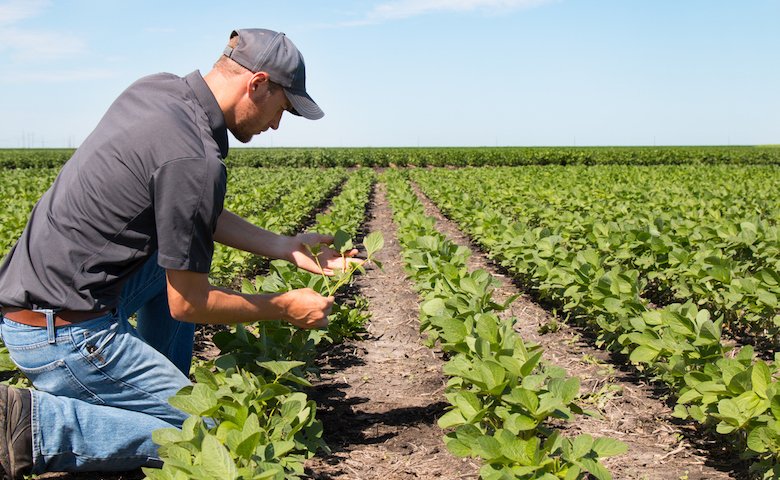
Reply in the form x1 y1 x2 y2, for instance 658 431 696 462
248 71 270 93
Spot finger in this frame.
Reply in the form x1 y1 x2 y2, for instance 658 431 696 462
344 248 359 258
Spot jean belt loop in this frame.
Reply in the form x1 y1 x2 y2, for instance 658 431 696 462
33 308 57 344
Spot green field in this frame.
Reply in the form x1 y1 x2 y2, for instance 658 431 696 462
1 147 778 478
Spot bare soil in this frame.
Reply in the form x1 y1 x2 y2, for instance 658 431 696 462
304 183 480 479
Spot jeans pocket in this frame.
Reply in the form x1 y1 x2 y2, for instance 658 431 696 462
14 358 104 404
71 315 121 368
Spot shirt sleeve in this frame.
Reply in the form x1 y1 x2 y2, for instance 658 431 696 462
149 157 227 272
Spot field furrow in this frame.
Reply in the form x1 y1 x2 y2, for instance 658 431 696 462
306 182 480 479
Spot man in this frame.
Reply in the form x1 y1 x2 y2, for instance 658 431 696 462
0 28 352 478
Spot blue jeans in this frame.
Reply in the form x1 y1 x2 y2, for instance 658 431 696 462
0 254 195 474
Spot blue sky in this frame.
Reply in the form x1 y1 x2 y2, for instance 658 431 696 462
0 0 778 148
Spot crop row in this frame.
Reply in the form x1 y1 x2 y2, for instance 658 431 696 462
2 146 780 169
146 170 380 479
413 169 780 478
383 170 625 480
0 168 58 257
413 166 780 340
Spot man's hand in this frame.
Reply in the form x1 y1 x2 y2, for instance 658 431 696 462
277 288 334 328
288 232 363 275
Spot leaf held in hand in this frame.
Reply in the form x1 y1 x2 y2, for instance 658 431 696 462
333 230 353 254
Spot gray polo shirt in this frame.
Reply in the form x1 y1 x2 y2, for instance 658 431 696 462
0 71 228 312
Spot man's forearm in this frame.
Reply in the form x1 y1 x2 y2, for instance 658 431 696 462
165 268 333 328
214 209 292 260
176 285 287 325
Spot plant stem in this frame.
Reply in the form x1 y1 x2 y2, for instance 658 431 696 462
312 254 333 296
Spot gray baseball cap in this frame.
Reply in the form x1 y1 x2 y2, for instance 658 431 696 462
223 28 324 120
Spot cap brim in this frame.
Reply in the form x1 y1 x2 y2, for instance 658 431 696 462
285 89 324 120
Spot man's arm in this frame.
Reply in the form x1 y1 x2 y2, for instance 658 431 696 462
214 209 292 260
165 268 333 328
214 209 362 275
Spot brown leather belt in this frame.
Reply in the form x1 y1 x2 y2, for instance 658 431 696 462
1 308 110 327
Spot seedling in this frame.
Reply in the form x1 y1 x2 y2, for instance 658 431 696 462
306 229 384 297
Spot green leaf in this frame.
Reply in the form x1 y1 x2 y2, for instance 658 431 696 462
495 429 528 463
235 432 261 460
258 360 305 378
438 409 467 429
752 361 771 399
549 377 581 404
602 297 624 314
478 360 508 393
697 320 720 343
152 427 188 446
363 231 385 257
192 367 219 389
444 437 473 458
715 398 743 432
570 434 594 459
473 435 503 461
439 317 468 343
447 425 483 457
333 230 353 254
452 391 483 420
771 394 780 419
421 298 447 317
580 457 613 480
475 314 499 344
168 384 217 416
592 437 628 457
269 440 296 459
629 345 659 364
519 350 543 377
201 435 238 479
672 403 689 419
747 426 774 454
241 277 256 294
503 413 538 433
757 289 778 308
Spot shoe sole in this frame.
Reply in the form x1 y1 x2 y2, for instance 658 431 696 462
0 384 12 479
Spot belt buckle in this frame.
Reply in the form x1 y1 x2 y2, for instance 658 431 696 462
32 308 57 344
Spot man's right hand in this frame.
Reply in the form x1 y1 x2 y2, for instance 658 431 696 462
277 288 334 329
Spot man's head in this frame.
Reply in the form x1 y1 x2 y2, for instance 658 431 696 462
220 28 323 121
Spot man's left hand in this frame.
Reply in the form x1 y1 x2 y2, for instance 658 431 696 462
288 232 363 275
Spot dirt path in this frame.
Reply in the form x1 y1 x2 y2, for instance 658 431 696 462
305 183 480 479
410 182 744 480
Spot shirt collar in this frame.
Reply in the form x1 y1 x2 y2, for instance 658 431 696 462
184 70 229 159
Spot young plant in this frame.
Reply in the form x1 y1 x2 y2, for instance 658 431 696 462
307 230 384 297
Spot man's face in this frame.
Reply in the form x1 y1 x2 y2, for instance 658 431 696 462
231 79 292 143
